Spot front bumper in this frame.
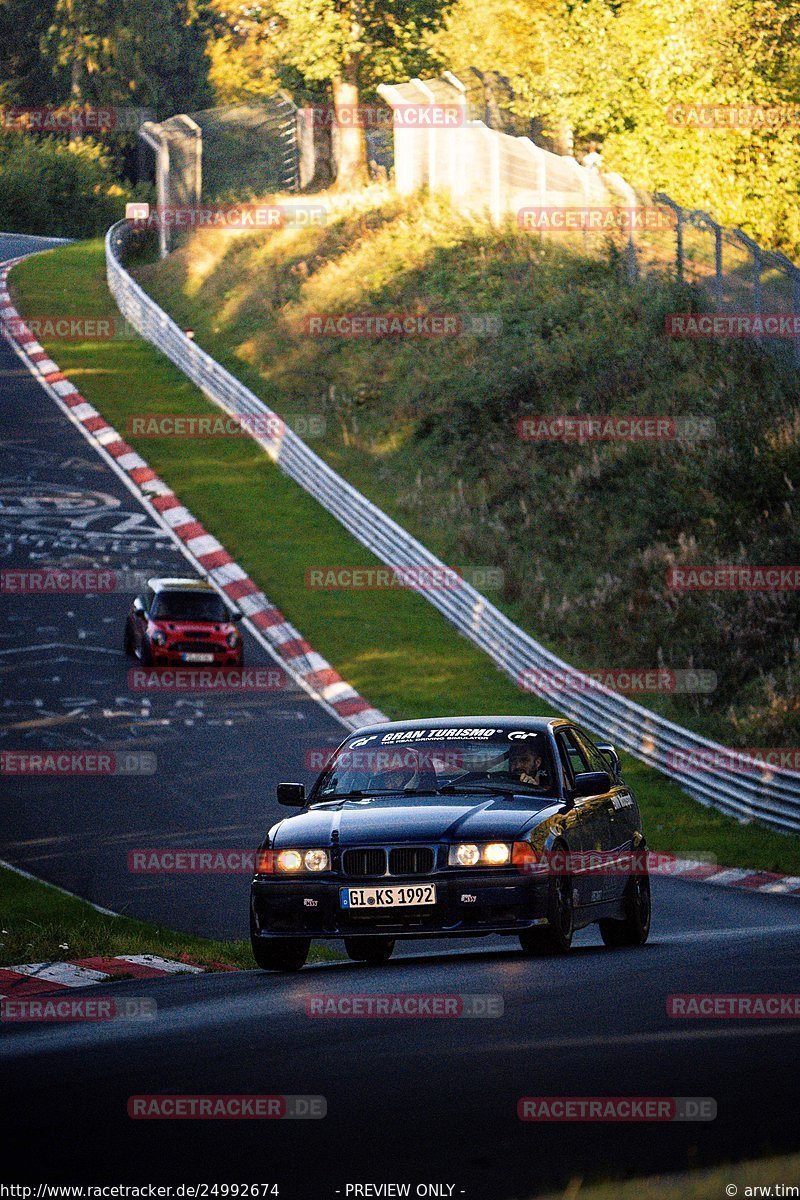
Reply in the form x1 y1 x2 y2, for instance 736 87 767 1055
150 646 242 665
250 871 550 939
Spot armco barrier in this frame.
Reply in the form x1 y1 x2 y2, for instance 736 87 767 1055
105 220 800 833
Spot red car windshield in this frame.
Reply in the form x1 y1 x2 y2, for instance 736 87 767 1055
151 592 228 623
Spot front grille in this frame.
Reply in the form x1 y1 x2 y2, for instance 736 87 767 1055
172 640 221 653
389 847 435 876
343 848 387 877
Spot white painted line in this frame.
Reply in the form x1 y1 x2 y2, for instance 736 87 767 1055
161 505 194 529
12 962 110 986
703 868 760 886
116 954 203 974
186 534 222 557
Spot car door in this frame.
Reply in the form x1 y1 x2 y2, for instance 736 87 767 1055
554 728 609 909
572 726 633 899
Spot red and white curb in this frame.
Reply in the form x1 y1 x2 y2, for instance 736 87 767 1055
0 954 222 999
649 854 800 895
0 258 385 730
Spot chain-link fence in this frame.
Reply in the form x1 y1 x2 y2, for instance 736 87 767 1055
376 72 800 368
139 94 307 254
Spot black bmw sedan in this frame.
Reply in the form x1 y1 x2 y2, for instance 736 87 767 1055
250 716 651 970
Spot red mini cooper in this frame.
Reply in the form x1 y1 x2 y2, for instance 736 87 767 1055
123 577 244 666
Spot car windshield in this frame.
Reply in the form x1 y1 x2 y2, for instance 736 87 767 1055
311 727 556 801
151 591 228 622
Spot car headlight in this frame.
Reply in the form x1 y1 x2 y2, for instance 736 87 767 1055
303 848 329 872
226 630 240 648
454 843 481 867
450 842 512 867
275 848 329 873
151 629 167 646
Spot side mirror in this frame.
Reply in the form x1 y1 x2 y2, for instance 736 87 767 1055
231 611 243 622
277 782 306 807
132 596 145 615
572 770 611 798
596 744 620 776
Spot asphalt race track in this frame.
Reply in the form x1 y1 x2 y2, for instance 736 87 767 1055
0 236 345 938
3 884 800 1196
2 238 800 1197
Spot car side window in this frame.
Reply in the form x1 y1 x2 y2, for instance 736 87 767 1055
556 730 589 787
145 587 156 615
572 729 611 774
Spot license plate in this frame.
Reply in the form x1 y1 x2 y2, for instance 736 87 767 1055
182 652 214 663
341 884 436 909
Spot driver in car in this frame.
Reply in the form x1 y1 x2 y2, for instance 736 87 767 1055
508 744 544 786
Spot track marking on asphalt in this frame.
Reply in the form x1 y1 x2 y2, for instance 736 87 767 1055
395 1022 800 1056
0 322 351 730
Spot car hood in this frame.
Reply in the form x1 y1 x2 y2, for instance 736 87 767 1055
270 793 563 846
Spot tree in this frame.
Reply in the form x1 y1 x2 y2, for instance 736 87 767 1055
44 0 213 117
211 0 458 187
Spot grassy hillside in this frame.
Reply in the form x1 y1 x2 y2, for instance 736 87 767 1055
134 189 800 749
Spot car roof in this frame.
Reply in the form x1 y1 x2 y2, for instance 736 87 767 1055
147 577 217 594
348 715 570 737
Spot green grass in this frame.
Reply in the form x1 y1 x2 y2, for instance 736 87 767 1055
9 238 800 877
0 864 339 970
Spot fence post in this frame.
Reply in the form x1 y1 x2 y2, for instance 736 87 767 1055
139 121 169 259
713 220 723 310
487 127 502 226
734 229 763 343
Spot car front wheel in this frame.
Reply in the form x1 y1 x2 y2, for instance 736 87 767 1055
251 936 310 972
599 871 651 948
344 936 395 966
520 860 574 956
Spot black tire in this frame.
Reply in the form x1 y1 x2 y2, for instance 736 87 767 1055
139 638 153 666
251 936 310 972
600 871 651 948
344 936 395 966
123 624 134 656
520 858 574 956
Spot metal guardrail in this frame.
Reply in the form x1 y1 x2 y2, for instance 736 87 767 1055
106 220 800 833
